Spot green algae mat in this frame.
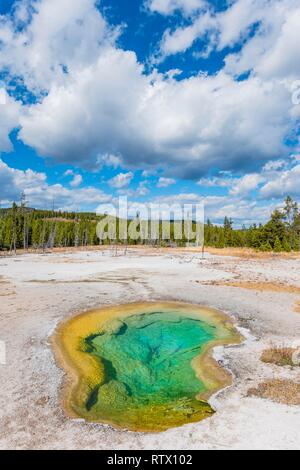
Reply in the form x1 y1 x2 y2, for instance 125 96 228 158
53 302 241 432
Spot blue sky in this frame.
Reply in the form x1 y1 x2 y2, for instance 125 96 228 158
0 0 299 225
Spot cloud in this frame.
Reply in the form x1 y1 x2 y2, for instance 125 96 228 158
1 156 294 226
260 164 300 199
136 181 150 196
210 199 276 225
151 192 276 226
229 173 264 197
97 153 122 169
0 0 116 94
197 175 234 188
19 47 150 168
262 160 287 172
291 154 300 163
63 169 83 187
158 11 215 57
0 0 299 191
108 171 134 189
64 169 74 177
142 169 157 178
157 177 176 187
224 1 300 80
0 159 46 202
0 88 21 152
70 174 83 187
118 181 150 197
146 0 206 17
154 0 300 86
198 161 300 200
0 159 111 210
18 59 295 178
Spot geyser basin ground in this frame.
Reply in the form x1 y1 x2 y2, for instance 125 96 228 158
53 302 242 432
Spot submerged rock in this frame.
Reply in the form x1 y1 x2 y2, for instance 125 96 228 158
55 302 241 431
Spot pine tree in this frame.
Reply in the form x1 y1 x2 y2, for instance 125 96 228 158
282 237 291 252
260 241 272 252
274 237 282 253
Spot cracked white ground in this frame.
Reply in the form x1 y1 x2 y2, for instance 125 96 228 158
0 248 299 450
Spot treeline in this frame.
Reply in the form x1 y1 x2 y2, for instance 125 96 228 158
0 196 299 253
205 196 300 252
0 204 102 252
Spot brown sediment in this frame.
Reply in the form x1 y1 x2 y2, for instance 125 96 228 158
205 247 300 259
247 379 300 406
295 302 300 314
26 274 140 284
201 280 300 294
2 244 300 259
193 341 235 401
261 347 298 367
0 276 15 296
52 301 243 432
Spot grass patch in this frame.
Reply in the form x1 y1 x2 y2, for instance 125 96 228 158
203 281 300 294
247 379 300 406
261 346 298 367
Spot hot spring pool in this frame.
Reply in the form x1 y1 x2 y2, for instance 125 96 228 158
54 302 241 432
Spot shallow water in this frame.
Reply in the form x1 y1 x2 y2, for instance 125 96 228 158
55 303 240 432
84 311 216 429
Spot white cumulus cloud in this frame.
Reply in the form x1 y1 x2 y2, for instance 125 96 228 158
70 174 83 188
0 0 116 94
157 177 176 187
230 173 264 197
109 171 134 189
147 0 206 16
0 0 299 201
0 159 111 210
260 164 300 199
0 89 21 152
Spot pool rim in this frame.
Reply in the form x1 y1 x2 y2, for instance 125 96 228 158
51 301 244 433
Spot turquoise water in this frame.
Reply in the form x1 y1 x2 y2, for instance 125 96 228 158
81 310 219 430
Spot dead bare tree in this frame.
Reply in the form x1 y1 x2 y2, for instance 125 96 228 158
74 224 79 248
20 192 28 252
10 202 18 256
47 223 57 250
40 216 47 253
